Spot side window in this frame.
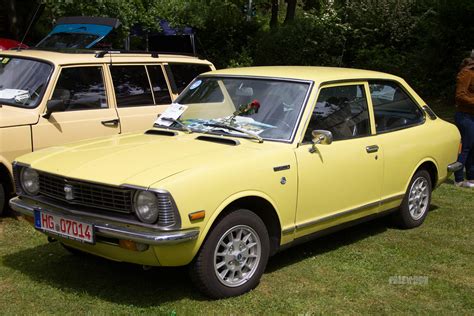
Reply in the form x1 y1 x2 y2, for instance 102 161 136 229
167 63 212 94
146 65 172 105
110 65 154 107
51 67 107 111
369 81 424 132
304 84 371 142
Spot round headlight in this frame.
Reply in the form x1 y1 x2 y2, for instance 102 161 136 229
134 191 159 224
20 167 40 195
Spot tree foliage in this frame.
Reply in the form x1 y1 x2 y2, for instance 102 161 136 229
12 0 472 100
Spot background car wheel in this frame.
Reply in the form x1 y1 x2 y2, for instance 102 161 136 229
0 183 6 216
394 169 432 228
190 209 270 299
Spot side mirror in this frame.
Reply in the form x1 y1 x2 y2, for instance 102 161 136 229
310 130 333 153
43 99 65 119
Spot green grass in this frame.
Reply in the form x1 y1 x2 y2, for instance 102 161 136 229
1 104 472 314
1 183 473 315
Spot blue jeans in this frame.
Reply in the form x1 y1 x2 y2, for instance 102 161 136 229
454 111 474 182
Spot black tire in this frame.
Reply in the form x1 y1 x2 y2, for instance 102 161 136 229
394 169 432 228
190 209 270 299
0 183 6 217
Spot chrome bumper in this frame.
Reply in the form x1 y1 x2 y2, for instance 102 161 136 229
9 197 199 246
447 161 463 173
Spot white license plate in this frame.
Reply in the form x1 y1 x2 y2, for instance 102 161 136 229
34 209 94 244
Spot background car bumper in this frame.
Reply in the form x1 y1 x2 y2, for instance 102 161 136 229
447 161 463 173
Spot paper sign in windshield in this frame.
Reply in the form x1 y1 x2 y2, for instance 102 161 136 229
155 103 188 127
0 89 29 102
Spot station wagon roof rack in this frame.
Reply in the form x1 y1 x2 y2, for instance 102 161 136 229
94 50 160 58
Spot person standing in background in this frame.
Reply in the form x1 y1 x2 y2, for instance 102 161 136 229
454 50 474 188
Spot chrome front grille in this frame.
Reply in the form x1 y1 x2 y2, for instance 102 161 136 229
157 194 176 226
38 172 133 213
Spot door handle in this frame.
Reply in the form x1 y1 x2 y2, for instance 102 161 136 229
366 145 379 153
101 119 119 126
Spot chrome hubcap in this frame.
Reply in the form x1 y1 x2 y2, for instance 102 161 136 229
408 177 429 220
214 225 261 287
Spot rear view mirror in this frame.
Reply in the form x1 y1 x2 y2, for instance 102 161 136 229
43 99 66 119
309 130 333 153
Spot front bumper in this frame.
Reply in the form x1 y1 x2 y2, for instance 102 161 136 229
447 161 463 173
9 197 199 246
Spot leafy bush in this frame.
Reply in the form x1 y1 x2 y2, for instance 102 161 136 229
254 7 349 66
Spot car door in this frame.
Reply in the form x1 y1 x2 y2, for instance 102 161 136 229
294 82 383 238
367 80 426 208
32 65 120 151
109 64 172 133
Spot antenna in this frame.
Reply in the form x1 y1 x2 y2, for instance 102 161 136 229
18 3 44 50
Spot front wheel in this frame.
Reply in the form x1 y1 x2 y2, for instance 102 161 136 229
190 209 270 299
394 169 432 228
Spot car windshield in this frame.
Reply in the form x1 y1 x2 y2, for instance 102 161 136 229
0 56 52 108
160 76 310 141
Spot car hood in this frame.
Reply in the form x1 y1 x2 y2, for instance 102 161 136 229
21 131 266 187
0 106 38 128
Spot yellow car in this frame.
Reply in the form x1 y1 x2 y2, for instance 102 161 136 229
0 50 214 215
10 66 461 298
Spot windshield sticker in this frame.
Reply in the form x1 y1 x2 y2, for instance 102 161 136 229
189 80 202 90
155 103 188 127
1 58 9 64
0 89 29 101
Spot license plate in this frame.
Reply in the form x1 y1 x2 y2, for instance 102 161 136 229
34 209 94 244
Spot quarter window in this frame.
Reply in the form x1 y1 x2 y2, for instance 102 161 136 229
51 67 107 111
146 65 172 105
369 81 424 132
167 63 212 93
110 65 154 107
305 84 371 142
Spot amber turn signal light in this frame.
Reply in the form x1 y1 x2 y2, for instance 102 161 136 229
188 210 205 221
119 240 148 252
459 142 462 154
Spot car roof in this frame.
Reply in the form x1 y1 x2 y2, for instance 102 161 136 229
205 66 402 83
0 49 213 66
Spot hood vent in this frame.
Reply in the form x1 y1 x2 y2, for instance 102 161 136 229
195 135 240 146
145 129 178 137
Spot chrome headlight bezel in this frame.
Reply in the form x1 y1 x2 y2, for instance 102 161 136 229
131 188 180 228
20 167 40 196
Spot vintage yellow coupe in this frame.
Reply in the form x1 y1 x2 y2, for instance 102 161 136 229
10 67 461 298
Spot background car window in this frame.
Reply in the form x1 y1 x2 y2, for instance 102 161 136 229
166 63 212 94
110 65 154 107
146 65 172 105
51 67 107 111
304 84 371 142
369 81 424 132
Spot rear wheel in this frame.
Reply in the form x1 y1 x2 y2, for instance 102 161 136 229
0 183 6 216
394 169 432 228
190 209 270 299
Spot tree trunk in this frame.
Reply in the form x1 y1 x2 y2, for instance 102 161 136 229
284 0 297 24
5 0 19 39
270 0 279 29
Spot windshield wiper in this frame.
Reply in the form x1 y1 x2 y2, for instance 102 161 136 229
155 117 193 134
203 122 263 143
